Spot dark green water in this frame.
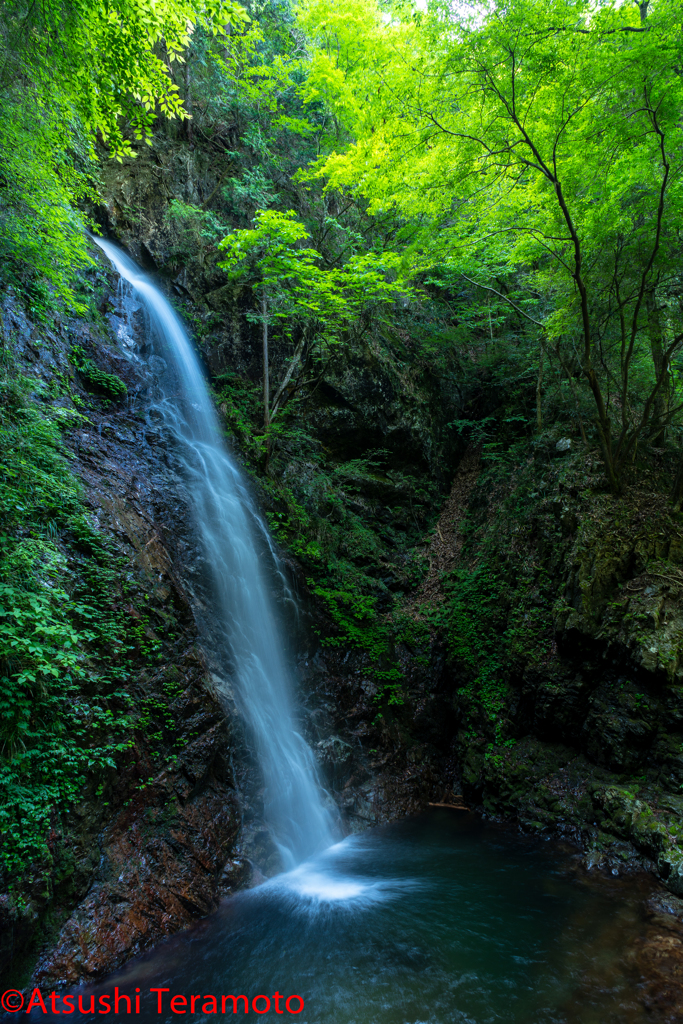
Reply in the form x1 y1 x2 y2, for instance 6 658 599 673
37 810 654 1024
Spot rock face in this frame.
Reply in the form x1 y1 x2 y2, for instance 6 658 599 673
637 891 683 1021
304 451 683 897
31 735 239 988
450 478 683 882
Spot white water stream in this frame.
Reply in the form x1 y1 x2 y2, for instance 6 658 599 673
93 237 335 870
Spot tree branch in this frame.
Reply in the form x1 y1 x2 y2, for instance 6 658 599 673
459 274 545 327
615 92 670 461
270 334 307 419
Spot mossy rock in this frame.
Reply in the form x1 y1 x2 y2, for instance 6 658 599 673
80 362 127 400
69 344 127 401
657 847 683 897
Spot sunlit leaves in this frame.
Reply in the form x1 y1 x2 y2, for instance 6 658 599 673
299 0 683 290
218 208 408 349
298 0 683 484
0 94 97 307
0 0 249 302
0 0 249 156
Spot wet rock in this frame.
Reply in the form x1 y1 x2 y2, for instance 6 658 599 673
635 904 683 1022
646 891 683 920
32 773 239 988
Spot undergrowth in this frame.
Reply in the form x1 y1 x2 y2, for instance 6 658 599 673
0 362 137 876
69 344 127 401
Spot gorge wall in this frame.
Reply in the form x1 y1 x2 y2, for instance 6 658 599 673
2 125 683 993
96 135 683 892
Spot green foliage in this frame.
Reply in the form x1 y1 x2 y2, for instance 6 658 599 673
219 209 406 332
0 579 130 873
0 0 249 158
421 452 559 740
0 95 96 311
392 611 431 667
0 0 249 310
219 208 318 281
224 167 278 211
0 393 81 533
196 3 321 206
218 208 409 424
437 567 510 737
298 0 683 489
214 369 268 460
165 200 230 269
69 345 127 401
0 370 136 873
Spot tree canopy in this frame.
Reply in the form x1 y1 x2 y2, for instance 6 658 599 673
298 0 683 490
1 0 249 156
3 0 683 489
218 208 407 425
0 0 248 305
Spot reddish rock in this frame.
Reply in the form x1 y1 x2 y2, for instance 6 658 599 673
32 770 239 988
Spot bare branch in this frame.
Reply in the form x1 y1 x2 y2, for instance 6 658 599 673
460 274 545 328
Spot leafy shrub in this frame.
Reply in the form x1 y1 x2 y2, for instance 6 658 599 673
0 94 95 312
0 369 131 873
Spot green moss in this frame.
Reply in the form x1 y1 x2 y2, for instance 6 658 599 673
211 370 445 714
0 352 185 876
69 344 127 401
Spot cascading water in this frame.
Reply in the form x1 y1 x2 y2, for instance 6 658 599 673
93 236 335 870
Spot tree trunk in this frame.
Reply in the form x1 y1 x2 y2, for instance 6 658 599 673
672 458 683 508
536 341 544 432
582 364 619 492
554 343 587 444
646 291 668 444
184 56 193 143
270 333 306 420
162 41 176 84
262 291 270 429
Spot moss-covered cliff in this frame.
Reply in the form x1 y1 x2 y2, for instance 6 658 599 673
413 446 683 894
0 267 247 989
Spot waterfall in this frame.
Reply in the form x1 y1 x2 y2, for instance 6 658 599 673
93 236 335 870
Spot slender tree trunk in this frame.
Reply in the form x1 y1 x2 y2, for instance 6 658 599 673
184 56 193 143
646 291 668 444
262 291 270 429
595 408 619 494
536 341 544 432
162 40 176 84
555 343 588 445
672 457 683 508
270 333 306 419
